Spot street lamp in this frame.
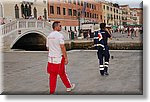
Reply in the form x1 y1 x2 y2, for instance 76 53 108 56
77 9 81 37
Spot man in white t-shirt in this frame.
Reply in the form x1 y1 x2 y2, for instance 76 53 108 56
46 21 75 94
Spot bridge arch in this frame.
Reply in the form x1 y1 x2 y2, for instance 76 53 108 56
11 30 47 51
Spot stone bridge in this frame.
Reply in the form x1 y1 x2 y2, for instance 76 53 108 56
0 19 69 51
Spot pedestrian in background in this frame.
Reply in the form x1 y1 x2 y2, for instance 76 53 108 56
94 23 112 76
127 27 130 37
46 21 75 94
130 27 134 39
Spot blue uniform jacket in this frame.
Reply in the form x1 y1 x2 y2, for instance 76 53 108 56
94 30 111 50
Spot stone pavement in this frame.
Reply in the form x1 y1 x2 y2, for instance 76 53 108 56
66 31 143 43
2 50 143 95
110 31 142 42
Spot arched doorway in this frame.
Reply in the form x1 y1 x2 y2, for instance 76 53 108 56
12 33 47 51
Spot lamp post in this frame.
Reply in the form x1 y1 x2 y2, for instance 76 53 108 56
77 9 81 37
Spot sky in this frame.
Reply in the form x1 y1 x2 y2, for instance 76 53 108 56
105 0 143 8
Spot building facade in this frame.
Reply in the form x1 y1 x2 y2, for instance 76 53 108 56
130 8 143 25
101 1 143 26
0 0 143 31
120 5 143 26
0 0 48 24
120 5 131 25
47 0 103 36
101 1 122 26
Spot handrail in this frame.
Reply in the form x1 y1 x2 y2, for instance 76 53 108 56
0 19 52 36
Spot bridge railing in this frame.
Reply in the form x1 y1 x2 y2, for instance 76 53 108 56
0 19 52 36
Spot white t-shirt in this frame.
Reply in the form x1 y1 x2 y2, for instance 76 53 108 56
46 31 64 64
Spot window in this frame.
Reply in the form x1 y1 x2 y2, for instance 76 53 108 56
87 12 89 17
116 9 118 13
73 0 76 4
73 9 77 16
81 1 83 6
68 9 72 16
100 15 102 19
84 12 86 17
15 4 19 19
0 3 3 17
107 6 109 10
68 0 72 3
111 14 113 20
87 3 89 8
63 8 66 15
103 5 105 10
65 26 67 30
44 8 47 20
92 4 94 9
92 14 94 18
57 7 61 15
33 7 37 19
110 7 112 11
77 0 80 5
50 6 54 14
94 14 96 18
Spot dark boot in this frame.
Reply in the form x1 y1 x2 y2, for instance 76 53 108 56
104 62 109 75
104 67 109 75
99 65 104 76
100 70 104 76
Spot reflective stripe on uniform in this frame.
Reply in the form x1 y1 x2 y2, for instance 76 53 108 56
100 32 105 33
99 68 104 70
99 65 104 67
104 65 109 67
99 65 105 70
94 44 104 48
105 62 109 65
94 37 99 39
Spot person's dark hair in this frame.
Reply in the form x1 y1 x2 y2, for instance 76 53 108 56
100 23 106 29
52 21 60 29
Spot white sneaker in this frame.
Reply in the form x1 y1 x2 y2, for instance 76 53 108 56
66 84 75 92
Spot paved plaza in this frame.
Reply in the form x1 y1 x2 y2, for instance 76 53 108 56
110 31 142 42
1 31 143 95
2 50 143 95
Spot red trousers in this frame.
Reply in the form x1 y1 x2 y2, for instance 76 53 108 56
47 57 71 94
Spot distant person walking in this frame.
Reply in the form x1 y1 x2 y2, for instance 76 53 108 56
94 23 112 76
130 27 134 39
127 27 130 37
46 21 75 94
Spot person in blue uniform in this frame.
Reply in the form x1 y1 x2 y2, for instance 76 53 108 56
94 23 112 76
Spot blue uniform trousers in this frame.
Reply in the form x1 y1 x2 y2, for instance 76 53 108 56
97 45 110 65
97 45 110 75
